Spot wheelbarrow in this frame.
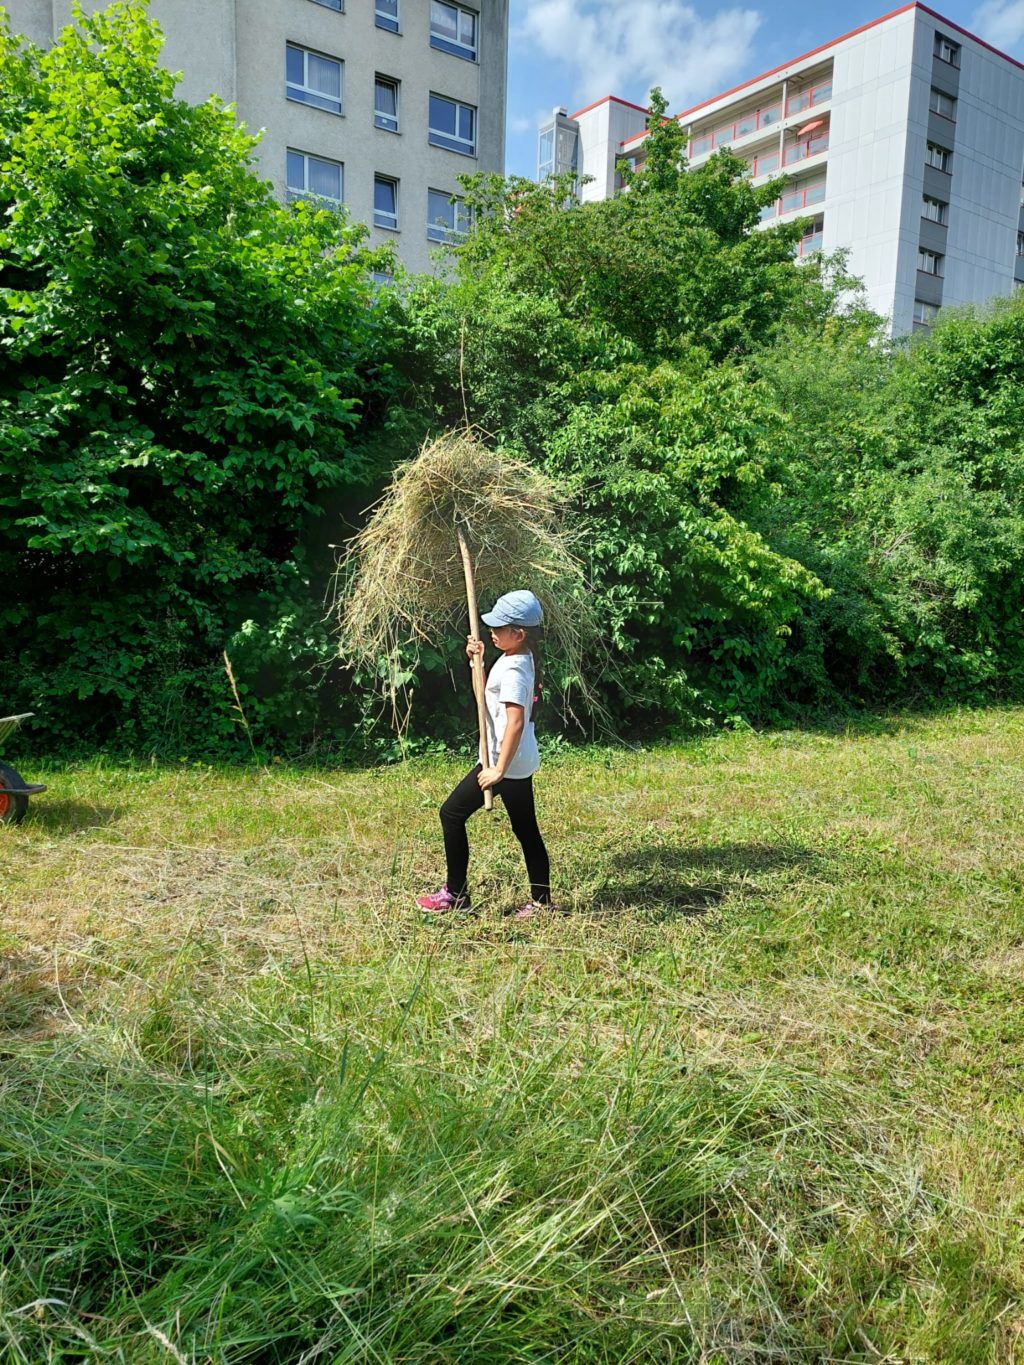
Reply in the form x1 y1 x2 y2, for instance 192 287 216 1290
0 714 46 825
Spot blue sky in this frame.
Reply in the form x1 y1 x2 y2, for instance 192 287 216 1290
503 0 1024 177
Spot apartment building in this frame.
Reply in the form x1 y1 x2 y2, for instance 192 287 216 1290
5 0 509 275
540 3 1024 334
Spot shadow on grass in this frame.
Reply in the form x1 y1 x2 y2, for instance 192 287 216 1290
590 841 822 922
19 799 121 834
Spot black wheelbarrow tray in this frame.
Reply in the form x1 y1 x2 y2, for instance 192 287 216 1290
0 714 46 824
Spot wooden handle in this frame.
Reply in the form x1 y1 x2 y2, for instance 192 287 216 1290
457 527 494 811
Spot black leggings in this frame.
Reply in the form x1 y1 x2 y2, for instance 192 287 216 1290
440 765 551 905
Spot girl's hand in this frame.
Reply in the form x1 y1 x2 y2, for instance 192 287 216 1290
478 766 504 791
466 635 485 661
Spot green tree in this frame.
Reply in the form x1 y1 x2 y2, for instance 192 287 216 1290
391 106 840 725
0 3 390 750
753 297 1024 706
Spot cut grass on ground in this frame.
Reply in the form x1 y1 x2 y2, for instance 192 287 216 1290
1 709 1023 1362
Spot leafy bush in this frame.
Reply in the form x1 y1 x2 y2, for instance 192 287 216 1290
755 300 1024 708
0 3 391 753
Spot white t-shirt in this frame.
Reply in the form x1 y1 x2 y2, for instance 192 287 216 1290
481 651 540 779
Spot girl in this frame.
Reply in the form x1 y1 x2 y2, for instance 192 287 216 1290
416 589 552 921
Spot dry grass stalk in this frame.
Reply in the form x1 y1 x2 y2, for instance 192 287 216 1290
334 429 605 725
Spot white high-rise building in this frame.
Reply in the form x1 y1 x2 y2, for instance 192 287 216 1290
539 3 1024 334
5 0 509 275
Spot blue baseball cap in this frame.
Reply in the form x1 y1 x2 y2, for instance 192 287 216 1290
481 590 544 628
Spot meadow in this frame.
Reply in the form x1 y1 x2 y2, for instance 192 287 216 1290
2 709 1023 1363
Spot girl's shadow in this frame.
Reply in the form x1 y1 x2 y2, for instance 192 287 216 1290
590 841 821 922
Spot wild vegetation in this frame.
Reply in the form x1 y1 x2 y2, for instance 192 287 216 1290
3 11 1024 755
3 7 1024 1361
3 711 1023 1361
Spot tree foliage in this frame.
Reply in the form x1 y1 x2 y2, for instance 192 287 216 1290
4 10 1022 755
756 301 1024 705
391 104 851 726
0 3 390 749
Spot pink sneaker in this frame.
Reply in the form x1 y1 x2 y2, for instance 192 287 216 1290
512 901 556 921
416 886 469 915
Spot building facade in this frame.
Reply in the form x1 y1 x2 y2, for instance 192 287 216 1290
5 0 509 275
541 3 1024 334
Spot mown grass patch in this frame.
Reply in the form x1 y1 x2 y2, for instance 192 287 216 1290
2 710 1023 1361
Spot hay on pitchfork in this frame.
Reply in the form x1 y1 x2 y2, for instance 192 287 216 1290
335 430 604 723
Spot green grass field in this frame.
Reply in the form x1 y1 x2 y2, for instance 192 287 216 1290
2 710 1023 1362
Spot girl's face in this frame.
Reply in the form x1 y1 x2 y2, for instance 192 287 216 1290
489 624 526 652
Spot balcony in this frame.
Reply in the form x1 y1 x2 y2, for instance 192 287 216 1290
795 215 825 257
747 150 780 179
690 99 783 157
785 80 832 118
760 177 826 222
783 126 829 166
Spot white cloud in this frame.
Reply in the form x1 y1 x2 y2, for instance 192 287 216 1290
516 0 763 109
970 0 1024 51
511 107 553 134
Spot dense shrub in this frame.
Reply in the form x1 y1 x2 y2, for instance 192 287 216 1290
4 11 1023 755
754 302 1024 709
0 3 393 753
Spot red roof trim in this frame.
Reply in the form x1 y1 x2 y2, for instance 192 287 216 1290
569 94 650 121
616 0 1024 149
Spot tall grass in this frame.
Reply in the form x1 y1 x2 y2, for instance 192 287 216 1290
1 955 1008 1363
2 710 1023 1360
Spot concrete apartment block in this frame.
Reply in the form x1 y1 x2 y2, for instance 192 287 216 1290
540 3 1024 334
4 0 509 276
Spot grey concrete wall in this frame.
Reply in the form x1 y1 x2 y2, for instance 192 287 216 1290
2 0 509 276
2 0 54 46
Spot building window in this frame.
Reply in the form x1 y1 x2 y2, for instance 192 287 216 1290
1017 230 1024 256
538 127 554 179
375 76 399 132
913 299 939 326
922 195 948 224
376 0 399 32
934 33 960 66
286 45 343 115
796 215 824 257
926 142 952 173
286 149 343 205
929 88 957 120
427 187 470 241
918 247 944 275
309 0 343 9
430 2 478 60
428 94 476 156
374 176 399 230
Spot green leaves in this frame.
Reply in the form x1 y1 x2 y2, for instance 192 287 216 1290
0 2 389 750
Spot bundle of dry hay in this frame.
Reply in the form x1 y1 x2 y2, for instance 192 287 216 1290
336 430 603 721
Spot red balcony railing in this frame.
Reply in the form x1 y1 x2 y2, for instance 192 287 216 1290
780 178 826 213
760 178 826 221
784 132 829 165
690 100 783 156
749 151 780 177
785 82 832 118
797 230 824 256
